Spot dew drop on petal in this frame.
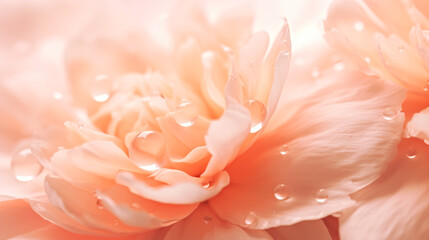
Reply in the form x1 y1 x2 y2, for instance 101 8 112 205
364 57 371 63
273 184 290 201
11 147 44 182
203 216 212 224
96 198 104 209
315 189 329 204
405 147 417 159
130 131 166 171
280 144 290 156
354 21 364 31
173 100 198 127
202 181 211 189
246 99 267 133
78 122 85 129
383 107 400 120
398 45 405 52
244 212 257 226
91 75 111 102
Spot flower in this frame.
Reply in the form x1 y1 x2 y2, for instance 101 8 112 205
1 0 405 239
326 1 429 239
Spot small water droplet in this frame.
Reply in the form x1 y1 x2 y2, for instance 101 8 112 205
78 122 85 129
203 216 212 224
221 44 233 55
273 184 290 201
130 131 166 171
383 107 400 120
246 100 267 133
280 144 290 156
11 147 44 182
315 189 329 204
173 100 198 127
405 147 417 159
311 70 320 78
96 198 104 209
91 75 111 103
52 91 63 100
364 57 371 63
354 21 364 31
202 181 211 189
281 50 290 57
113 219 119 226
131 202 140 209
334 62 345 71
244 212 257 226
398 45 405 52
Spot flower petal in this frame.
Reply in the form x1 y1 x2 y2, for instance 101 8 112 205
209 46 406 229
164 203 273 240
267 220 332 240
339 138 429 240
405 107 429 141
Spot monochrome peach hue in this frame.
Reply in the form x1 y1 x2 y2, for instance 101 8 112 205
0 0 408 239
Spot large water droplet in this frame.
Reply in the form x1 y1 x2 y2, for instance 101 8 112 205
130 131 166 171
203 216 212 224
202 181 211 189
280 144 290 156
354 21 364 31
91 75 111 102
173 100 198 127
246 100 267 133
405 147 417 159
96 198 104 209
383 107 400 120
11 147 44 182
244 212 257 226
315 189 329 204
273 184 290 201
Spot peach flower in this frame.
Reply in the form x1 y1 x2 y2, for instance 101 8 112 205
326 0 429 239
0 0 405 239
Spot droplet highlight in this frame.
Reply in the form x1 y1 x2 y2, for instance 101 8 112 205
202 181 211 189
354 21 364 31
131 202 140 209
96 198 104 209
280 144 290 156
405 147 417 159
203 216 212 224
383 107 400 120
173 100 198 127
11 147 44 182
244 212 257 226
273 184 290 201
130 131 166 171
246 99 267 133
52 91 63 100
315 189 329 204
91 75 111 102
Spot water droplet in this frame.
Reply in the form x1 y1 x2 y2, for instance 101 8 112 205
78 122 85 129
173 100 198 127
11 147 44 182
383 107 400 120
273 184 290 201
315 189 329 204
113 219 119 226
131 203 140 209
52 91 63 100
364 57 371 63
280 144 290 156
203 216 212 224
96 198 104 209
398 45 405 52
244 212 257 226
221 44 233 55
202 181 211 189
311 70 320 78
405 147 417 159
334 62 345 71
246 100 267 133
281 50 290 57
354 21 364 31
130 131 166 171
91 75 111 102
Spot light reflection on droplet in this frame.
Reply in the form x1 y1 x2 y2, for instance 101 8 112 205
130 131 166 171
398 45 405 52
246 99 267 134
173 100 198 127
11 147 44 182
405 147 417 159
52 91 63 100
383 107 400 120
78 122 85 129
315 189 329 204
334 62 345 71
273 184 290 201
244 212 257 226
280 144 290 156
354 21 364 31
203 216 212 224
91 75 111 103
202 181 211 189
96 198 104 209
